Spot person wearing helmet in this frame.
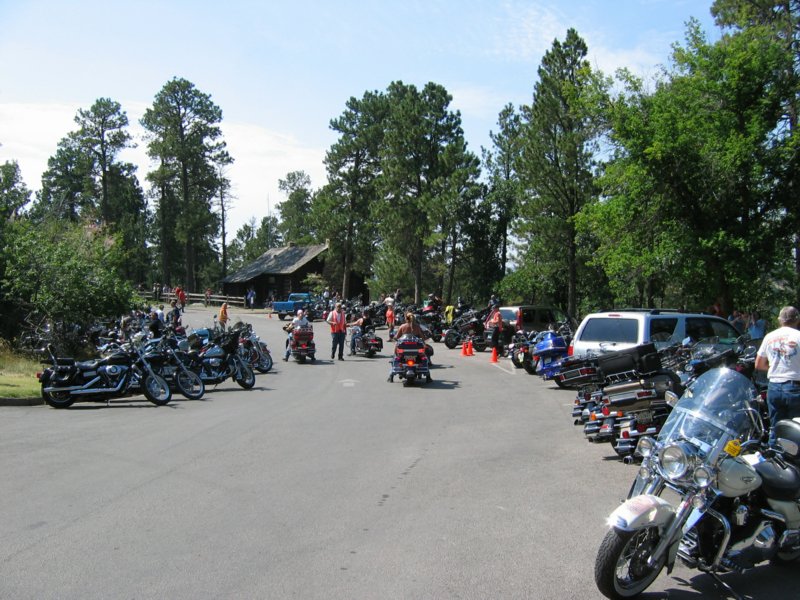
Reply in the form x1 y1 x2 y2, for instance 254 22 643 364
283 309 310 361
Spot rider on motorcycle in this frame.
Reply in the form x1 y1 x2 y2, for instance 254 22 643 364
389 313 432 382
283 309 310 361
348 310 373 355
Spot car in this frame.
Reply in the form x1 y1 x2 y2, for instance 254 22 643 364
498 305 568 334
569 309 741 358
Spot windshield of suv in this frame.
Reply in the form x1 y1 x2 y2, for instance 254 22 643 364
580 317 638 343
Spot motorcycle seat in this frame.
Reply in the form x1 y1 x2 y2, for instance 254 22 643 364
755 459 800 501
76 359 103 371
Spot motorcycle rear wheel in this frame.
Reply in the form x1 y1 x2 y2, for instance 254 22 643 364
366 349 376 358
142 374 172 406
595 526 665 599
510 352 523 368
43 389 74 409
235 363 256 389
176 370 205 400
523 357 539 375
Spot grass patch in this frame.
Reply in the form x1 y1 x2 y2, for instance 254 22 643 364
0 342 42 399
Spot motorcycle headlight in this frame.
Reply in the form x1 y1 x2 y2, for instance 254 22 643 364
660 443 690 480
636 436 656 458
692 465 714 488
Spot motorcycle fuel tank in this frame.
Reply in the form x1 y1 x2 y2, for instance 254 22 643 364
718 455 762 498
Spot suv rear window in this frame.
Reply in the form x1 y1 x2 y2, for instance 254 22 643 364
580 317 639 343
649 318 678 342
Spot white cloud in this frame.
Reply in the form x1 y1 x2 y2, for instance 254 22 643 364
0 102 328 234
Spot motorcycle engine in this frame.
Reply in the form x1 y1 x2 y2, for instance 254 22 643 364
725 520 778 570
99 364 128 386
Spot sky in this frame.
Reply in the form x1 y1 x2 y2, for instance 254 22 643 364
0 0 719 234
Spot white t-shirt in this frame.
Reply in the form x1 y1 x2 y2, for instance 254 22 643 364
757 326 800 382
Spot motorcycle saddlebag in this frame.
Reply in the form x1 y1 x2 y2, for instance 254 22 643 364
597 343 658 377
774 418 800 465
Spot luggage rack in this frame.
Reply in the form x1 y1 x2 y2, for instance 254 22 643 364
604 369 639 384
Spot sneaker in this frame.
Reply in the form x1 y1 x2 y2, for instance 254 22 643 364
331 353 335 359
338 356 344 361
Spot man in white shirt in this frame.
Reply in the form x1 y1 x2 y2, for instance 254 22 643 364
283 309 310 361
755 306 800 445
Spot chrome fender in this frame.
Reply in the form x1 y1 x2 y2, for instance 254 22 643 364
607 494 676 532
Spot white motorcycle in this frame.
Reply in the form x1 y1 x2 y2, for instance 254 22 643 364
594 368 800 599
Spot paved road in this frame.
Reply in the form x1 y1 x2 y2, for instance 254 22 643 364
2 307 797 599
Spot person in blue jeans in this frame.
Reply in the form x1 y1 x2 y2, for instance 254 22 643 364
755 306 800 445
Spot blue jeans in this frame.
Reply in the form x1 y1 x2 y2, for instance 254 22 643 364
767 380 800 445
331 331 345 359
350 326 362 354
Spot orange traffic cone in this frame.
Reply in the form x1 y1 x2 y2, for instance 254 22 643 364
268 311 272 319
490 347 498 363
466 339 474 356
461 340 468 356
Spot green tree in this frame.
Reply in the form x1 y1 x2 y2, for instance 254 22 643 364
277 170 316 244
33 133 95 222
588 22 789 313
484 104 523 278
141 77 232 292
314 91 387 298
376 81 471 304
515 28 609 317
74 98 134 225
3 219 137 343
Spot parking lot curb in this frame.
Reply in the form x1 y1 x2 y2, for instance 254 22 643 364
0 396 44 407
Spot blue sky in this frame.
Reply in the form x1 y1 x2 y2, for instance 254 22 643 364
0 0 718 233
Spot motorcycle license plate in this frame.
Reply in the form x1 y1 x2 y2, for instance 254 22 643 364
637 410 654 424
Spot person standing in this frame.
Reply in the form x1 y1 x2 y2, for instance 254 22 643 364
747 311 767 340
486 304 504 351
218 302 229 330
386 300 395 340
755 306 800 445
327 301 347 361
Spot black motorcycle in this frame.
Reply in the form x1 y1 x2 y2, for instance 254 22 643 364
191 330 256 388
37 340 172 408
350 326 384 358
140 334 205 400
443 308 488 351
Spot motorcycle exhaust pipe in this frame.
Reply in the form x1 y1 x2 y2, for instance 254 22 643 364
43 376 126 396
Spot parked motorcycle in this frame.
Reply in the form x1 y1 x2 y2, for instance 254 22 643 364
532 322 573 379
234 322 273 373
594 368 800 598
37 340 172 408
388 335 432 385
140 334 205 400
191 330 256 388
443 309 488 350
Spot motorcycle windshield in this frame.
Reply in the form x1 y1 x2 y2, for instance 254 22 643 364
658 368 757 457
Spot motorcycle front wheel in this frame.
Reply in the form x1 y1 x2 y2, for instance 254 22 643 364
595 526 665 599
255 347 273 373
235 362 256 389
176 369 205 400
142 374 172 406
43 389 75 409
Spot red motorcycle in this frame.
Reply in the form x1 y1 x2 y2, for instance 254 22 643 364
287 325 316 363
